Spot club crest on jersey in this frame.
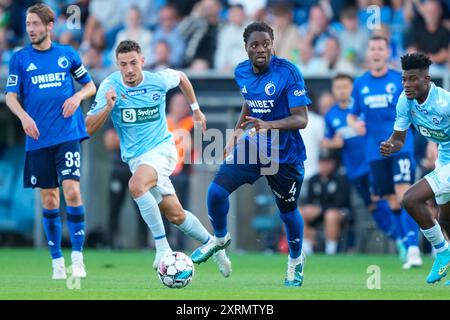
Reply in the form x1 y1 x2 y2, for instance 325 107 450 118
58 56 69 69
264 81 276 96
151 92 161 102
432 116 442 125
385 83 396 94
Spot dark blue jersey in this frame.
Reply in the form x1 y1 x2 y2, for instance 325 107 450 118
325 104 369 180
5 43 92 151
351 69 414 162
234 56 311 164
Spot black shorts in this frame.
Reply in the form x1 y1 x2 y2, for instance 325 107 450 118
369 152 415 196
24 140 82 189
214 157 305 213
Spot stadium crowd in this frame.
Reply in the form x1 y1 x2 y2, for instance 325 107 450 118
0 0 449 73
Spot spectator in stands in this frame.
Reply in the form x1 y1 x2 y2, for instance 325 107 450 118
403 0 450 69
337 6 369 68
112 6 152 64
214 4 248 71
300 148 351 255
81 27 111 69
149 4 186 68
103 125 148 249
294 40 322 76
147 40 173 71
226 0 267 20
270 3 301 61
179 0 222 69
357 0 392 27
298 5 333 58
83 0 122 49
313 36 358 75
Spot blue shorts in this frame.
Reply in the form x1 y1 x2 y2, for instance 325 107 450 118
24 140 82 189
349 174 372 207
369 152 415 197
214 160 304 213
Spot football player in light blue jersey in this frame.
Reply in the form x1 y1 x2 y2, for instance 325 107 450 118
348 36 422 269
5 4 96 280
85 40 231 277
381 53 450 284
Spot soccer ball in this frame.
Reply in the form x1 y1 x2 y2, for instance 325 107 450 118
157 251 194 288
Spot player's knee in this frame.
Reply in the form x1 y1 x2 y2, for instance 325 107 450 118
128 178 146 198
64 185 81 203
401 190 416 211
325 209 342 223
42 193 59 209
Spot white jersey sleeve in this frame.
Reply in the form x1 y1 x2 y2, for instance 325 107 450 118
393 91 412 131
155 68 180 91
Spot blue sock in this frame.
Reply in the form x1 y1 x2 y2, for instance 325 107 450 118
371 200 397 241
279 208 303 259
392 209 408 249
66 205 85 252
207 182 230 238
401 208 420 247
42 208 62 259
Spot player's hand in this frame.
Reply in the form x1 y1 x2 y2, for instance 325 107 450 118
20 114 40 140
380 141 395 157
223 139 235 159
241 116 272 132
105 87 117 110
62 93 82 118
193 109 206 133
352 120 366 136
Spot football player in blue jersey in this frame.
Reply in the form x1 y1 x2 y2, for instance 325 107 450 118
191 22 311 287
5 4 96 279
381 52 450 284
347 36 422 269
323 74 400 249
85 40 231 277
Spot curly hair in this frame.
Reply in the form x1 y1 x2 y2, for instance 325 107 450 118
401 52 432 71
243 21 274 44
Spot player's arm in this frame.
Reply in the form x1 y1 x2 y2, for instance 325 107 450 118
224 102 251 157
346 114 366 136
5 92 40 140
380 130 407 157
85 87 117 136
321 134 344 149
62 80 97 118
241 106 308 131
380 92 411 157
178 71 206 133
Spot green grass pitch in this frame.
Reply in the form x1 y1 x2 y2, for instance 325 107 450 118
0 248 448 300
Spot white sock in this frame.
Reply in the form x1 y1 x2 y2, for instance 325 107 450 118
175 210 210 244
215 233 230 245
325 240 338 255
302 239 314 255
134 192 170 251
421 221 449 253
288 255 302 266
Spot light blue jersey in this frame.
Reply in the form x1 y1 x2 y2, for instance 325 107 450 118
88 69 180 161
394 83 450 164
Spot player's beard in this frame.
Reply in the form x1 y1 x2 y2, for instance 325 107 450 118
30 32 48 46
